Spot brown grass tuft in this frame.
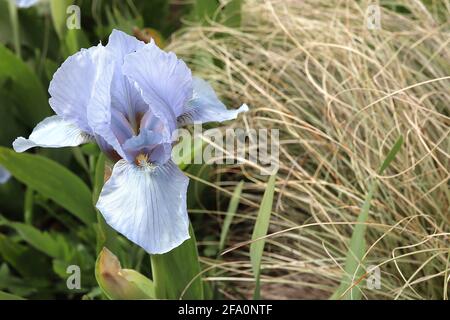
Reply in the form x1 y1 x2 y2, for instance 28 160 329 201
170 0 450 299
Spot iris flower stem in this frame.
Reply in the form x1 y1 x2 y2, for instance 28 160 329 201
37 13 51 78
8 0 21 58
24 187 34 225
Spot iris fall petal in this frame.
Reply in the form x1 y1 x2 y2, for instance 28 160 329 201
12 115 92 152
179 77 249 126
96 160 190 254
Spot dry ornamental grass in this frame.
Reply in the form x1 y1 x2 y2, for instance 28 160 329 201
169 0 449 299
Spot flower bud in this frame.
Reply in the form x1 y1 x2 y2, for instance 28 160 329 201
95 247 154 300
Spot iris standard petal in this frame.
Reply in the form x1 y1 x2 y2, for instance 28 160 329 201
106 30 148 124
107 29 145 63
12 115 92 153
0 166 11 184
96 160 190 254
178 77 249 126
85 46 130 161
49 44 110 134
122 40 193 135
15 0 39 8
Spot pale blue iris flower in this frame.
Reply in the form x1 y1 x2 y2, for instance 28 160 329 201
15 0 39 8
0 166 11 184
12 30 247 254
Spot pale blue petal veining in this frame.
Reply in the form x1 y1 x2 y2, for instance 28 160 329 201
12 115 92 152
49 45 105 134
96 160 190 254
179 77 249 126
85 45 130 161
106 30 148 130
122 40 193 137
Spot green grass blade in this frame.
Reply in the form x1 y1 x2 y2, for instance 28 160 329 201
222 0 242 28
0 290 25 300
379 136 404 174
0 215 62 259
0 43 50 126
331 180 376 300
150 223 203 299
93 154 119 254
50 0 72 39
62 28 90 57
219 180 243 252
250 174 276 300
332 136 404 299
193 0 218 24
